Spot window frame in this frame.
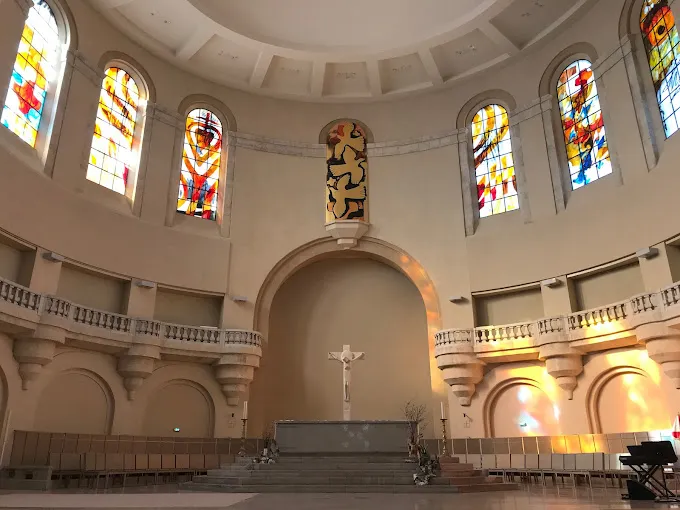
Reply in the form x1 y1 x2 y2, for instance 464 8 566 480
84 59 150 207
0 0 72 170
167 95 235 236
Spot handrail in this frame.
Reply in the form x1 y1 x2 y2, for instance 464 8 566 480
0 276 263 348
434 329 473 345
567 300 628 330
475 321 534 342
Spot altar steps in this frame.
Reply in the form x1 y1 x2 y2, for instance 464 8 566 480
181 455 519 494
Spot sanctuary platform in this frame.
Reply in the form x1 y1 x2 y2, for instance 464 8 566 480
274 420 411 455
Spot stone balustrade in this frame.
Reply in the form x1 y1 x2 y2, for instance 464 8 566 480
0 276 263 404
436 281 680 406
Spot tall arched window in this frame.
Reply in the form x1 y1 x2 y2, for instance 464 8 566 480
177 108 223 220
641 0 680 138
86 67 141 194
1 0 60 148
557 59 611 189
471 104 518 218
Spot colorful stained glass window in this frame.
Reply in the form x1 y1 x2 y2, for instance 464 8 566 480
1 0 60 148
86 67 141 195
471 104 518 218
641 0 680 138
177 108 223 220
557 59 611 190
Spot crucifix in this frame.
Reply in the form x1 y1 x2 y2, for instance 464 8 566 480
328 344 364 421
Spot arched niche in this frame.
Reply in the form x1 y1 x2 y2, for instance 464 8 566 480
33 369 114 434
251 237 445 434
483 378 561 437
142 379 214 438
586 366 670 433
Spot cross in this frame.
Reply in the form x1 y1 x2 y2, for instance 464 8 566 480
328 344 364 421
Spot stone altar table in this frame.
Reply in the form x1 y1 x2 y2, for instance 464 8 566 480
274 420 411 455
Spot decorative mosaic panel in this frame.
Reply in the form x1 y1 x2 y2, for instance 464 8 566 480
86 67 140 195
641 0 680 137
471 104 519 218
557 59 612 189
326 121 367 222
1 0 59 147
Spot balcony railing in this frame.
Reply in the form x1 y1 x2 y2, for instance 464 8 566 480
436 280 680 355
0 276 263 349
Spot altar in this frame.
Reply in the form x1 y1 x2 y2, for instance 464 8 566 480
274 420 411 454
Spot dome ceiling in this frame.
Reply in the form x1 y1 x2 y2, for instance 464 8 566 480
88 0 594 102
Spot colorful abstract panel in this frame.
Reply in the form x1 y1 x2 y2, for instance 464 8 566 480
1 0 59 148
641 0 680 138
557 60 612 190
177 108 222 220
471 104 519 218
86 67 140 195
326 121 367 222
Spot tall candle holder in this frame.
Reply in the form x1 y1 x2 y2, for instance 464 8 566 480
440 418 448 457
238 418 248 457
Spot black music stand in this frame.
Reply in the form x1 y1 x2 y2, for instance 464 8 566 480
621 441 678 501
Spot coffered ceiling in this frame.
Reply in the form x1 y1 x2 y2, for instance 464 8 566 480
88 0 595 102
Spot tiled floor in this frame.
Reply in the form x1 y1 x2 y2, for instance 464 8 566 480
0 487 679 510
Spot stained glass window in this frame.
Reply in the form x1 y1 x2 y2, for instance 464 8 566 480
471 104 518 218
1 0 60 148
557 60 611 189
177 108 223 220
86 67 141 195
641 0 680 138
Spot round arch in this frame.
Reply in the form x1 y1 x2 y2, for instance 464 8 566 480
177 94 237 132
585 366 650 433
456 89 518 129
97 51 156 103
482 377 545 437
538 42 600 98
253 237 442 342
318 118 375 144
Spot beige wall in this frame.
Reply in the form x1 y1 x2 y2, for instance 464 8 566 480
249 256 434 436
142 381 213 438
33 371 112 435
0 242 25 285
56 264 126 313
474 288 544 326
667 244 680 283
572 263 644 311
447 347 676 439
153 289 222 327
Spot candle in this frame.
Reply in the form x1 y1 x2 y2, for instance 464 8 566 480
243 400 248 420
441 402 445 420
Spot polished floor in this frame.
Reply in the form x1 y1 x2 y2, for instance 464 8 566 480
0 487 679 510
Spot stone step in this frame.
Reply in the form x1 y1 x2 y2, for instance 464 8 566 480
181 483 462 493
225 463 420 472
181 482 519 494
194 475 419 485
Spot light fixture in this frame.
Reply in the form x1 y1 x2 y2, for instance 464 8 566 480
448 296 466 303
540 277 561 288
173 427 180 433
231 295 248 303
42 251 64 262
636 247 659 260
134 279 156 289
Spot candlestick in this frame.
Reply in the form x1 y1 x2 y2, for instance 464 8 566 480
440 418 448 457
238 417 248 457
440 402 445 420
243 400 248 420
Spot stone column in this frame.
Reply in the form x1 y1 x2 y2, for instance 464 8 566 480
639 243 676 291
12 248 65 389
540 277 576 316
435 332 484 406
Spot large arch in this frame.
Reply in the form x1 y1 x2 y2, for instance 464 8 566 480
252 237 445 428
585 365 670 433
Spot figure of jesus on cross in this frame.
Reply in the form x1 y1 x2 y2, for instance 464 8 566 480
328 344 364 421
